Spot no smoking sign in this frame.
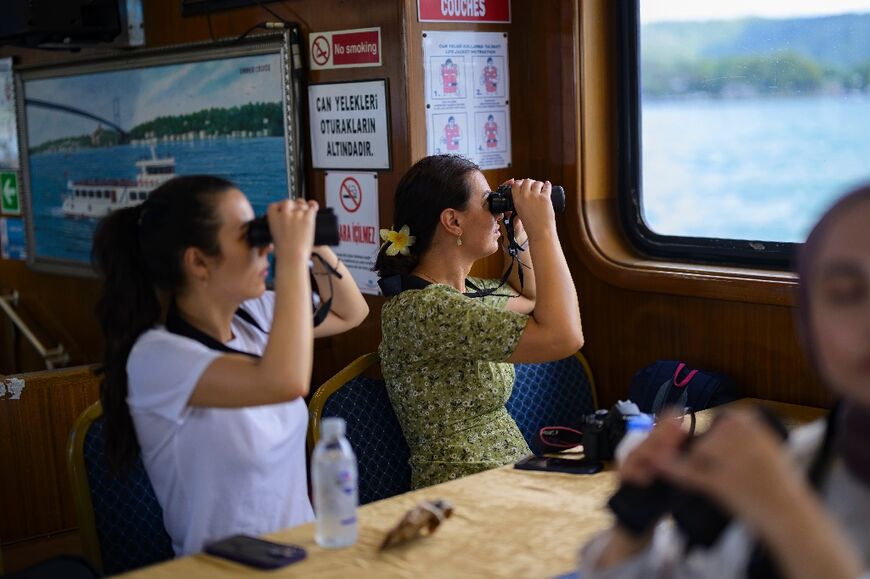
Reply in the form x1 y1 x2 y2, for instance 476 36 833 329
308 27 382 70
339 177 363 213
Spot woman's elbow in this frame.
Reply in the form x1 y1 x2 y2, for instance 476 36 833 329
558 327 584 357
351 301 370 327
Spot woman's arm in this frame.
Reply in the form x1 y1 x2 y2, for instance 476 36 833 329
503 210 536 314
310 246 370 338
189 200 317 407
506 179 583 363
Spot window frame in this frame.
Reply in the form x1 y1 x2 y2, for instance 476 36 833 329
615 0 797 269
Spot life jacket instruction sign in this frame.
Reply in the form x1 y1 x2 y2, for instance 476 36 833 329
325 171 381 295
423 31 511 170
309 80 391 170
309 27 382 70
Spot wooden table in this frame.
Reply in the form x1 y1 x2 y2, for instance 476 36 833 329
120 400 826 578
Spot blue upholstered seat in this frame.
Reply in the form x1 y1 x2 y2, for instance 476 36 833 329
506 353 597 455
309 354 412 505
70 403 174 575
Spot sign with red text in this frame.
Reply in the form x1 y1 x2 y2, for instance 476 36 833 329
309 27 382 70
418 0 510 23
325 172 381 295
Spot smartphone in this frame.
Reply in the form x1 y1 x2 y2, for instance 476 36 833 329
204 534 307 569
514 455 604 475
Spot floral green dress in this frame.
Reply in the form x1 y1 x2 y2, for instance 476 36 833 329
379 277 531 489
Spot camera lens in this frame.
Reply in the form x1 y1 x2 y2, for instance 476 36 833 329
246 207 340 247
487 184 566 214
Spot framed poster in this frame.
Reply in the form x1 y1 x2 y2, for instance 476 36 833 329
14 32 302 275
0 57 18 171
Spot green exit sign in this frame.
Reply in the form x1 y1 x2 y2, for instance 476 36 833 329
0 172 20 215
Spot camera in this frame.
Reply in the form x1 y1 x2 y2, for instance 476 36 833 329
487 183 566 214
247 207 340 247
607 406 788 551
581 400 646 462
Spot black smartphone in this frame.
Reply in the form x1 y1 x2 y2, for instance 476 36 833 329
204 534 307 569
514 455 604 475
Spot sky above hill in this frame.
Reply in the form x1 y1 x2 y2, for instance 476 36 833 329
641 0 870 23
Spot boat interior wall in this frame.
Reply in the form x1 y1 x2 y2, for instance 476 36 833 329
0 0 833 571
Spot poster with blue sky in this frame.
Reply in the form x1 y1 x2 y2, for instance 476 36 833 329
20 47 290 271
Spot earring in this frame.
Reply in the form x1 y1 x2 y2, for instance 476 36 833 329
456 234 463 246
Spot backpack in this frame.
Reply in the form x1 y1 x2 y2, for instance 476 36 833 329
628 360 738 414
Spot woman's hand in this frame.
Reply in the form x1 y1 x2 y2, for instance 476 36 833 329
619 410 688 487
267 198 318 259
659 410 799 532
507 179 555 241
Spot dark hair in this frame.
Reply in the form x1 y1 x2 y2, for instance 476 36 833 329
91 174 234 471
374 155 480 278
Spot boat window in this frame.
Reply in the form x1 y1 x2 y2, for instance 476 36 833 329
87 190 94 198
618 1 870 267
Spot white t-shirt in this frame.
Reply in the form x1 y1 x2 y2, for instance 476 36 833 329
126 292 314 556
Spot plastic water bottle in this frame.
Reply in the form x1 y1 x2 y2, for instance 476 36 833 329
614 413 655 467
312 417 358 548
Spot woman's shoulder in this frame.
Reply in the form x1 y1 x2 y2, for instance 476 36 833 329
130 327 217 365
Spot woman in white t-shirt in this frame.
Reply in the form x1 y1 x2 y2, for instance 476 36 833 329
91 175 369 555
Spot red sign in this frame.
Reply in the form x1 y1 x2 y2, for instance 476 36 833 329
418 0 510 23
333 30 380 66
309 28 382 70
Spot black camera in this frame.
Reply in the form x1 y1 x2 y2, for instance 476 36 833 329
247 207 340 247
487 183 566 214
581 400 646 462
607 406 789 551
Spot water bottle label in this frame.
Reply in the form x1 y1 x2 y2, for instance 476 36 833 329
340 516 357 526
337 469 355 495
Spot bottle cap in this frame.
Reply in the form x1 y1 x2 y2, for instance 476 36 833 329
321 417 346 439
626 414 654 432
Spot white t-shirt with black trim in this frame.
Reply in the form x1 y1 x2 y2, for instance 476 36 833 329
126 292 314 556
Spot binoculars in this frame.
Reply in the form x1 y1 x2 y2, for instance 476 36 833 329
487 183 566 214
247 207 340 247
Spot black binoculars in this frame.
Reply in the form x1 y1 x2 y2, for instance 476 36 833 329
487 183 566 214
247 207 340 247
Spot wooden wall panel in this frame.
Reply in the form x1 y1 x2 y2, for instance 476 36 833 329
0 367 99 545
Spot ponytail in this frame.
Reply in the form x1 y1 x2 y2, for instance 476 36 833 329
92 204 161 472
374 155 479 279
91 174 232 472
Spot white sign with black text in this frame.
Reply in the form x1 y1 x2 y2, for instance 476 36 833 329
309 80 390 170
325 171 381 295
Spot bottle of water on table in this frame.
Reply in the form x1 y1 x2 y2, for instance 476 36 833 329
614 413 655 467
312 417 358 548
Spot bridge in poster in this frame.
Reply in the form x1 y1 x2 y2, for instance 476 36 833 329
25 98 129 142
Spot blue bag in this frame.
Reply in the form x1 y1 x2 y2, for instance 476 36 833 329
628 360 738 414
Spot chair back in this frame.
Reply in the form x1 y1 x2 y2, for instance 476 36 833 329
506 352 598 455
308 353 412 505
68 402 174 575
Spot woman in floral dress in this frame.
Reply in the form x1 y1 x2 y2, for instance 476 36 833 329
375 155 583 488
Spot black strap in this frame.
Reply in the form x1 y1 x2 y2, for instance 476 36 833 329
310 253 342 327
165 301 264 358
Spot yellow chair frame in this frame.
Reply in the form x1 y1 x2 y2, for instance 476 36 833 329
67 401 105 572
572 350 599 409
307 352 379 454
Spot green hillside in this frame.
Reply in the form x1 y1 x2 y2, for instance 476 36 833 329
641 13 870 97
